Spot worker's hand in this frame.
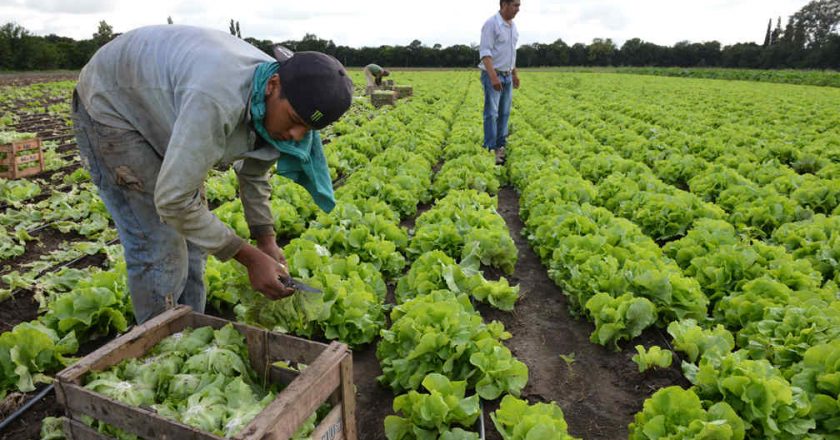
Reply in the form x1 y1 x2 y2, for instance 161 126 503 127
490 74 502 91
255 234 288 276
513 74 520 89
234 243 294 300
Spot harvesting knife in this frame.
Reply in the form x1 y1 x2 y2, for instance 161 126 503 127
276 262 321 293
275 262 321 293
286 277 322 293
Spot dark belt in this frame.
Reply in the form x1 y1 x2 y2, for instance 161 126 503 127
495 69 512 77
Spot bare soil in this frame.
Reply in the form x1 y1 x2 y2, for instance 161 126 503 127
471 187 689 439
0 71 78 87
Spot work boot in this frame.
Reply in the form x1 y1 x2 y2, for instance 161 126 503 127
495 146 506 165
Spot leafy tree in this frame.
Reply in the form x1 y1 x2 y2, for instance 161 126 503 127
587 38 617 66
92 20 114 48
229 20 241 38
0 22 29 69
790 0 840 47
771 17 783 45
764 18 773 46
569 43 588 65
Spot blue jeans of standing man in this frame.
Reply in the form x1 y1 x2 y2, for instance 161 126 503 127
481 69 513 150
71 91 207 324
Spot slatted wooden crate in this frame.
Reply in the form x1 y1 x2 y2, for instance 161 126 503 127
393 86 413 99
55 306 357 440
371 91 397 108
0 137 44 179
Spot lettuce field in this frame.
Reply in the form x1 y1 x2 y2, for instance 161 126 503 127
1 69 839 440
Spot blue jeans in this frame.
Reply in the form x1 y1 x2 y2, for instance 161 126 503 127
71 91 207 324
481 69 513 150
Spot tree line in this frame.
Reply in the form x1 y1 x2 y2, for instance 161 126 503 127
1 0 838 72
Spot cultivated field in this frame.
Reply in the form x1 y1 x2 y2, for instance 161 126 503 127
1 70 839 439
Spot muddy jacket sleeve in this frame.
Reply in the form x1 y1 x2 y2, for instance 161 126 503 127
154 90 246 260
235 157 275 238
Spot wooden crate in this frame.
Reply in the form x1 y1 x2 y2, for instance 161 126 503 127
371 91 397 108
0 137 44 179
55 306 357 440
393 85 413 99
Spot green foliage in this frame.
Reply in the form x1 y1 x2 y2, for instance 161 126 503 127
664 219 823 305
585 293 657 351
667 319 734 364
39 417 65 440
409 190 517 275
384 373 480 440
0 130 36 143
790 340 840 436
41 183 113 239
0 321 78 397
772 214 840 285
396 250 519 311
632 345 674 372
595 172 724 241
691 352 814 439
213 199 250 238
336 147 432 218
0 177 41 204
235 238 385 347
40 262 131 341
737 305 840 371
301 198 407 279
377 291 527 398
0 225 32 261
629 386 746 440
205 168 239 204
269 175 320 236
490 395 579 440
431 153 504 198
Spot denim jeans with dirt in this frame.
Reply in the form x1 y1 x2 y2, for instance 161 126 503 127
71 91 207 324
481 69 513 151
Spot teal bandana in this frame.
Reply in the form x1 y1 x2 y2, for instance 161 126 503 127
250 62 335 212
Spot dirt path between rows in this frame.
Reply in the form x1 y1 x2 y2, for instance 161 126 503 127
347 186 688 440
473 186 688 439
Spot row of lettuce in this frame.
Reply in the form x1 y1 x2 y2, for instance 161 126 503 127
507 75 839 439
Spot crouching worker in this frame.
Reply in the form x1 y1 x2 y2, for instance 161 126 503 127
363 63 390 95
72 24 353 323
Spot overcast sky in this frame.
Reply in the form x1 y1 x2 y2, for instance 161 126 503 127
0 0 808 48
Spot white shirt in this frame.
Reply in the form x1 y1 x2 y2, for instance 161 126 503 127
478 12 519 72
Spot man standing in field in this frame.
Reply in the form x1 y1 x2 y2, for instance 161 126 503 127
479 0 520 165
72 25 353 323
363 63 391 95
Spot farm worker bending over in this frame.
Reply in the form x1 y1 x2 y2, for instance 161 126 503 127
363 63 390 95
479 0 521 165
72 25 353 323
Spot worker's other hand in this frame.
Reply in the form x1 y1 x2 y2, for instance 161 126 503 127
255 234 288 275
235 243 295 300
490 74 502 91
513 74 520 89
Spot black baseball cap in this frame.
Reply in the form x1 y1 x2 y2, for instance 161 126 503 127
272 46 354 130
